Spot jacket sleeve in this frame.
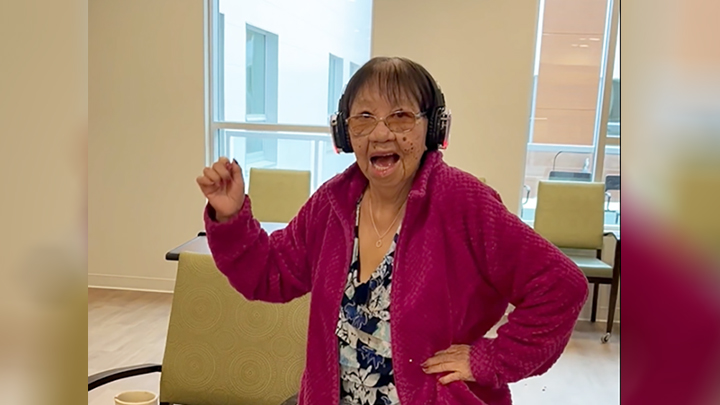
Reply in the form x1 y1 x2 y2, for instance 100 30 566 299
203 192 318 303
467 186 589 388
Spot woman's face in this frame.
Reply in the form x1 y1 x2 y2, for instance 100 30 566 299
349 85 428 189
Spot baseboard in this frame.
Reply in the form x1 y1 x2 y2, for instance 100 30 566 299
88 273 175 293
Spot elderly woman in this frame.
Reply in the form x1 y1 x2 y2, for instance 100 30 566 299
196 57 588 405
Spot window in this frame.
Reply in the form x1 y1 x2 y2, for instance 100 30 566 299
210 0 372 190
607 33 620 137
601 32 620 224
606 78 620 136
349 62 360 78
328 54 344 116
244 25 279 164
245 27 267 119
521 0 620 228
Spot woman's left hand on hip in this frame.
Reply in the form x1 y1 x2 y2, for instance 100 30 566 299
421 344 476 385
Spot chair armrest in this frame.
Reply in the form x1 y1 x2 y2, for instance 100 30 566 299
603 232 621 277
88 363 162 391
603 231 619 241
605 192 612 209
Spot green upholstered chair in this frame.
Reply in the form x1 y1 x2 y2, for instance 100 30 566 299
89 252 309 404
248 168 311 224
534 180 620 343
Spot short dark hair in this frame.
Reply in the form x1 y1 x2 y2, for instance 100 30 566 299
339 56 439 116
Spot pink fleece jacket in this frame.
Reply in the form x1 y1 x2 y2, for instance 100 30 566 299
205 151 588 405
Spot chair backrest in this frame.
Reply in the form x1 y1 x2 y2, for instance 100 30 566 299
160 253 309 405
548 170 592 182
534 180 605 250
248 168 311 223
604 174 620 192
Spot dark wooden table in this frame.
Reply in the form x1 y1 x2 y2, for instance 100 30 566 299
165 222 287 261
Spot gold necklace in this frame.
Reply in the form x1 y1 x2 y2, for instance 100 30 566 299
368 196 405 248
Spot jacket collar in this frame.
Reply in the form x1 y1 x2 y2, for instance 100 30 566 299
326 150 444 229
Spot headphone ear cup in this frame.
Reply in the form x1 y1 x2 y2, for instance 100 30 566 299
425 107 440 150
340 117 353 153
331 113 353 153
436 108 451 149
425 107 451 150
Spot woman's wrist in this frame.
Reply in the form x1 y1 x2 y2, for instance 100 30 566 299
207 204 240 224
215 212 237 223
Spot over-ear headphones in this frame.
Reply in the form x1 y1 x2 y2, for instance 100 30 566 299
330 70 451 154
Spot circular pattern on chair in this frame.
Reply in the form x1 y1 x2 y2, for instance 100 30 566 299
267 393 286 405
208 387 232 405
235 303 280 340
288 300 310 343
178 285 223 333
270 335 295 358
185 253 223 280
166 343 217 390
283 357 305 393
229 349 273 396
215 329 239 353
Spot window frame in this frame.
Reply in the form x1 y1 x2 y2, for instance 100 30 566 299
207 0 333 182
522 0 620 231
328 53 345 116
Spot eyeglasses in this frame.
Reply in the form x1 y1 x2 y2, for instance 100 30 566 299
346 110 426 137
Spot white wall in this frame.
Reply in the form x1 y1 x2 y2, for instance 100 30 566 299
88 0 206 291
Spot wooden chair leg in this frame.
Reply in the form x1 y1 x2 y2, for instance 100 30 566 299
606 279 620 334
590 283 599 323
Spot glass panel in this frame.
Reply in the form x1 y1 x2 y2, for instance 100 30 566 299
607 30 620 137
349 62 360 78
602 145 620 225
532 30 606 146
246 28 266 117
218 129 356 192
217 0 373 125
328 54 344 116
602 24 620 226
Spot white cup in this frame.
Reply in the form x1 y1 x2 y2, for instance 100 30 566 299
114 391 159 405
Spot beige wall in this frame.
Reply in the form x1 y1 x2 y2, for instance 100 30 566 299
1 0 86 273
89 0 540 291
89 1 616 326
89 0 207 291
371 0 539 212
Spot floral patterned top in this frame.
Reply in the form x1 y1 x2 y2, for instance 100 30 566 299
335 198 401 405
